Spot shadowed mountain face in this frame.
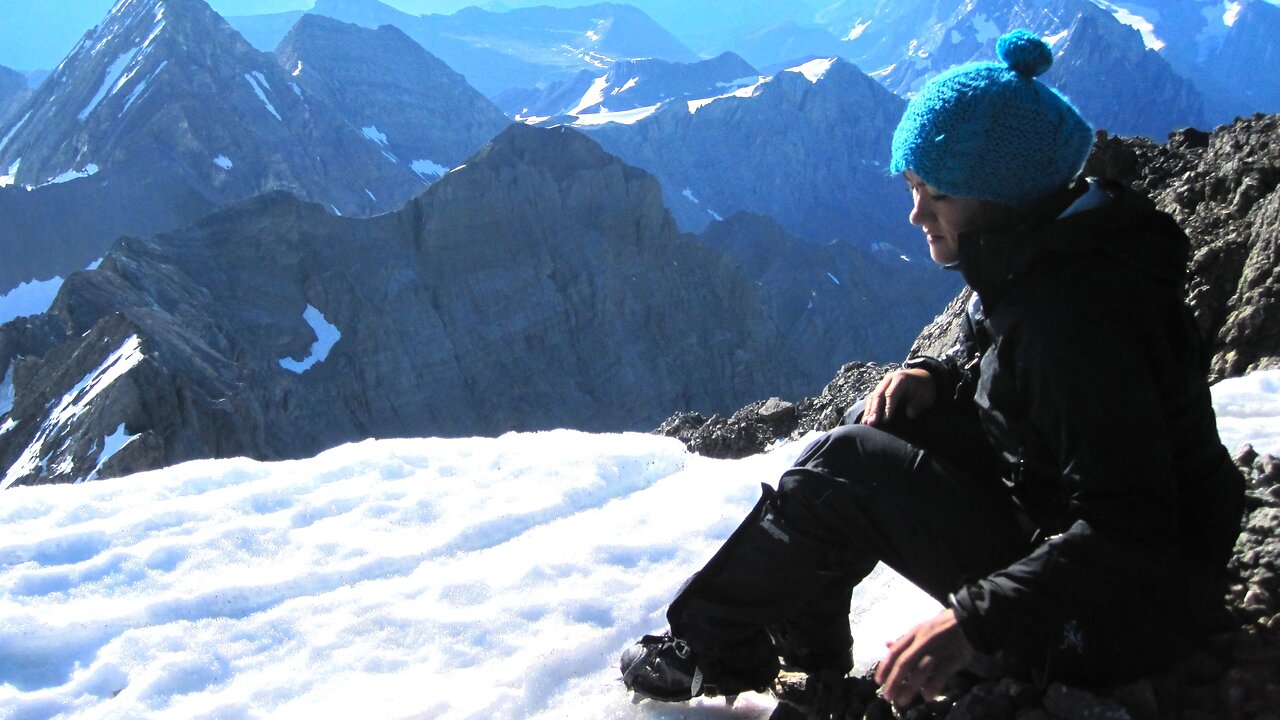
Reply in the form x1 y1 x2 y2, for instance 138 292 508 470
0 124 812 488
274 14 512 184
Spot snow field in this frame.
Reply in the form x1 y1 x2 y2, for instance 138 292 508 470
0 370 1276 718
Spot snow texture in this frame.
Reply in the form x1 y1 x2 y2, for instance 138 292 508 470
0 372 1274 717
278 305 340 374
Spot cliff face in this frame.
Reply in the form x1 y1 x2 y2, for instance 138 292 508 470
0 124 806 488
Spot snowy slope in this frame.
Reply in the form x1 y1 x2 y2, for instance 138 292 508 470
0 370 1276 718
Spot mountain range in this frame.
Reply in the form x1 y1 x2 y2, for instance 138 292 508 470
0 0 508 294
229 0 699 97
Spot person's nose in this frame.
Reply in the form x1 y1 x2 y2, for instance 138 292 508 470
909 192 932 227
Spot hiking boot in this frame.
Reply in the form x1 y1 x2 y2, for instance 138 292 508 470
619 632 776 702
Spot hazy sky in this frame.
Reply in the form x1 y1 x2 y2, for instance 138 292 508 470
3 0 1279 72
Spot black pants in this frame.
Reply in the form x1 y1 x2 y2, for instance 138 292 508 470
666 401 1227 684
666 401 1033 677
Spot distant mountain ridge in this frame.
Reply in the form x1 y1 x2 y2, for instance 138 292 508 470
230 0 699 97
497 52 760 121
577 56 913 250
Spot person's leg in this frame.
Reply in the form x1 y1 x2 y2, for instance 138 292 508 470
625 406 1034 700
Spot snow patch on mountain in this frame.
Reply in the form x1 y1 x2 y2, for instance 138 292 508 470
687 76 769 114
1 335 145 490
571 104 661 126
41 164 100 187
361 125 389 147
569 75 610 115
244 71 281 122
78 45 143 121
0 112 31 154
1090 0 1166 51
846 19 872 41
279 305 340 374
410 159 448 178
1 365 13 418
120 60 166 113
0 159 19 188
88 424 138 481
1224 1 1245 26
787 57 836 83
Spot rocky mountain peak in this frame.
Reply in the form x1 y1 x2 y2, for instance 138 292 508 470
275 13 511 184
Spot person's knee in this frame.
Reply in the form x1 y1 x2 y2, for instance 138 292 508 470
789 424 890 481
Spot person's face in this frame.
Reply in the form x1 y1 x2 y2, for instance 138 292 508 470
905 171 1017 266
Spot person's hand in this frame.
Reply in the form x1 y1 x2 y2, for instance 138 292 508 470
862 368 936 426
874 608 974 710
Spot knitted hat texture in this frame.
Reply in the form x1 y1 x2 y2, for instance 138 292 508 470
889 29 1094 208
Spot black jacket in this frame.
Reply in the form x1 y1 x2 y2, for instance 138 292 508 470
911 178 1244 668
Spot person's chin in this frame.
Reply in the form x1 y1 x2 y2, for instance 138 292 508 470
927 243 958 266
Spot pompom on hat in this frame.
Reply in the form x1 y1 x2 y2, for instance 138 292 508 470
890 29 1094 208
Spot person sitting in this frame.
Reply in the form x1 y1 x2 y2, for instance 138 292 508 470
619 29 1244 712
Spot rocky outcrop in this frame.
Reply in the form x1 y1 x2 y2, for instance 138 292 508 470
1084 113 1280 380
0 124 813 487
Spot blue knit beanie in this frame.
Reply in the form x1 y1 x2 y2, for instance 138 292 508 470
890 30 1094 208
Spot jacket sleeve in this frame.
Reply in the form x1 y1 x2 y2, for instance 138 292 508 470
905 294 983 405
949 308 1181 659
